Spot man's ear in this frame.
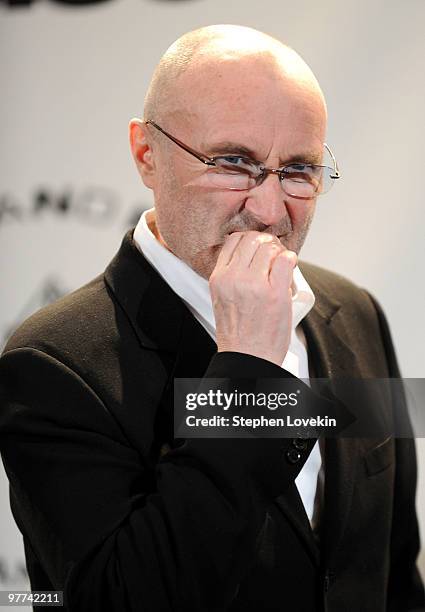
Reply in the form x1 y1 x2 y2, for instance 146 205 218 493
129 119 156 189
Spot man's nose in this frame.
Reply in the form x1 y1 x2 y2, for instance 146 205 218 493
243 173 287 227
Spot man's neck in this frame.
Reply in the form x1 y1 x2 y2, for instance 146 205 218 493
146 209 169 251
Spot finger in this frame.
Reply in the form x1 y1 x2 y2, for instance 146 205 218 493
230 231 277 269
215 232 244 268
249 241 284 278
269 250 297 291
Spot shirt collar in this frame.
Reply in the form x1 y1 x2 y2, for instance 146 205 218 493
133 208 315 335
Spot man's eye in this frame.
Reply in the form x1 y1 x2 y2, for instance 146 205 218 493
215 156 258 174
283 164 321 186
288 163 308 172
222 156 247 165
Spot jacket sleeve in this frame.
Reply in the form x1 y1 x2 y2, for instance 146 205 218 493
0 345 313 612
366 292 425 612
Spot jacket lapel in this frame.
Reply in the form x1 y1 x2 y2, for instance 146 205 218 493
300 265 362 571
273 292 362 571
104 229 188 353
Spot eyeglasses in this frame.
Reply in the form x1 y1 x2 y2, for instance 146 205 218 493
145 119 341 200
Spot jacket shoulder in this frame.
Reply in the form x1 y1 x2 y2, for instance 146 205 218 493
2 274 115 359
300 261 402 377
299 261 367 302
299 260 383 319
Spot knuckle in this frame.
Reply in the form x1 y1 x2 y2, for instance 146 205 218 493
277 250 293 264
256 233 274 244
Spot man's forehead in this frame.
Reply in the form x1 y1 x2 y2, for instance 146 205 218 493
177 64 326 134
193 102 326 162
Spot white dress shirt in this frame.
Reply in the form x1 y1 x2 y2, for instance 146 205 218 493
134 208 324 531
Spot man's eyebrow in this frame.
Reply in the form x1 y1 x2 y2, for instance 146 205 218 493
285 152 323 165
204 142 323 165
203 142 257 158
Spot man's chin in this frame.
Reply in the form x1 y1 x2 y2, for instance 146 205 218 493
185 249 218 281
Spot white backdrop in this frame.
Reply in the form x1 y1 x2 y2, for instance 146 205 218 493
1 0 424 598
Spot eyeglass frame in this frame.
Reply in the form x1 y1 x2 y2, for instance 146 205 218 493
144 119 341 197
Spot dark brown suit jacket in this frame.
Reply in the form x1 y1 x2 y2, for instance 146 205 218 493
0 230 423 611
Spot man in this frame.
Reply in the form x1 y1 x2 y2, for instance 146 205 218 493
0 24 423 612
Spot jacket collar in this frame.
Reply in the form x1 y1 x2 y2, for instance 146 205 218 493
300 262 362 571
104 229 192 353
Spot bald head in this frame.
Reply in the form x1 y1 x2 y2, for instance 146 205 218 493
143 24 326 127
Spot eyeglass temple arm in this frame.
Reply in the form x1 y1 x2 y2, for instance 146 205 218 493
146 120 340 179
145 120 215 166
324 142 341 179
